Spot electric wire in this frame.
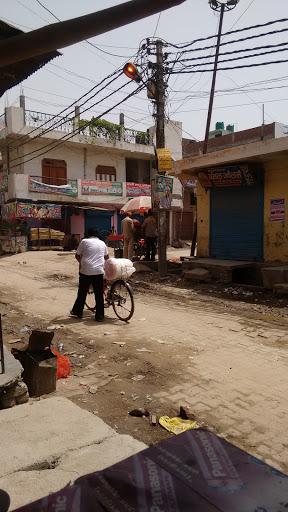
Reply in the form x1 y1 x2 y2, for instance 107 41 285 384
168 58 288 74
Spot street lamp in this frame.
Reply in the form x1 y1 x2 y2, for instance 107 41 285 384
203 0 240 154
208 0 239 11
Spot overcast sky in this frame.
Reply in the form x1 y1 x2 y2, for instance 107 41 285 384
1 0 288 143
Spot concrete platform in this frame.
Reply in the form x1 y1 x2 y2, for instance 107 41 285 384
182 258 256 283
0 396 146 510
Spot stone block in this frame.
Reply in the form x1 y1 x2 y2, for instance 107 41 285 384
273 283 288 295
262 267 288 289
0 396 17 409
2 381 28 399
16 393 29 405
184 268 211 282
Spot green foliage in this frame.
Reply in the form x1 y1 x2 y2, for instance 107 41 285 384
135 131 149 145
76 117 149 145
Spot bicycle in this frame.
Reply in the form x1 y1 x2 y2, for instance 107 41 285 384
85 278 134 322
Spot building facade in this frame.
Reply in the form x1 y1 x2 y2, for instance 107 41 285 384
0 104 183 248
174 136 288 262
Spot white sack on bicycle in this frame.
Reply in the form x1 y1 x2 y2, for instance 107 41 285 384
105 257 136 281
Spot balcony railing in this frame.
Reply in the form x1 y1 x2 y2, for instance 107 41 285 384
25 110 74 133
24 110 152 145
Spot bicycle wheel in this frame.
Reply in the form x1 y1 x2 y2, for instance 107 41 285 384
111 280 134 322
85 287 96 311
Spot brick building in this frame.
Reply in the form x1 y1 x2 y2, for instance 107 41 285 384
182 122 288 159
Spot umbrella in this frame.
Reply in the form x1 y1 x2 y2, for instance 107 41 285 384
120 196 151 214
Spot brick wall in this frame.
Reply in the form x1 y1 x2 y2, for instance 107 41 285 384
183 123 276 159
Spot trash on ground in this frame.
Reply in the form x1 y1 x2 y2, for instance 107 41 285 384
136 348 152 352
224 287 253 297
7 338 22 344
59 343 64 351
89 386 98 394
132 375 145 381
79 380 87 386
82 385 89 389
129 408 150 417
104 331 112 336
139 318 147 321
120 391 125 395
20 326 29 333
112 341 126 346
131 394 139 401
150 414 157 426
179 405 196 421
51 348 71 380
159 416 197 435
79 355 85 358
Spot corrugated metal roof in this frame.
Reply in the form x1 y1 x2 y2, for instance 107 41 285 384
0 20 61 98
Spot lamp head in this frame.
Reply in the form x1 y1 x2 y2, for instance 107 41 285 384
123 62 142 83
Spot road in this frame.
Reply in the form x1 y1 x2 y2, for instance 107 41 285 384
1 251 288 474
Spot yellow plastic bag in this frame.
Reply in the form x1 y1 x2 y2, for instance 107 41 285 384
159 416 197 435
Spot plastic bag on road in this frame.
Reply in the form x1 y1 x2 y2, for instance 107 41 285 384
51 349 71 380
159 415 197 435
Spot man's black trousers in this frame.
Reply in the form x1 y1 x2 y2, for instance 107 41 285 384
145 237 156 261
72 273 104 319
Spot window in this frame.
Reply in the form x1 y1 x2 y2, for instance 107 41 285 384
96 165 116 182
42 158 67 186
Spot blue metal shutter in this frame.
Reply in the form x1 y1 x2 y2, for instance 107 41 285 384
85 211 113 242
210 173 264 261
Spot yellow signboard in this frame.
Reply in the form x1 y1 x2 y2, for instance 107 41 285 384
156 148 172 173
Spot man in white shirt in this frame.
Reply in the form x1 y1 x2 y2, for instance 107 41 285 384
70 227 109 321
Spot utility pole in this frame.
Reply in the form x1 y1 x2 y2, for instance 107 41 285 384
155 40 168 277
203 0 240 155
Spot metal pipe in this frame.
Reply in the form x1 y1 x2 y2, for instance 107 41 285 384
0 0 186 68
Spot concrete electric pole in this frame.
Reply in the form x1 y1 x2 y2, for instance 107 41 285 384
155 40 168 277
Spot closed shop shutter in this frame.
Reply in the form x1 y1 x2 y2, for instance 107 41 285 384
85 211 113 243
210 173 264 261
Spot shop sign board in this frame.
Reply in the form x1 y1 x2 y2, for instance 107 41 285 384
81 180 123 196
126 182 151 196
1 236 28 253
0 169 8 192
196 165 255 188
29 177 78 196
156 148 172 173
153 174 173 210
181 179 197 188
17 203 62 219
270 198 285 222
1 202 17 220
